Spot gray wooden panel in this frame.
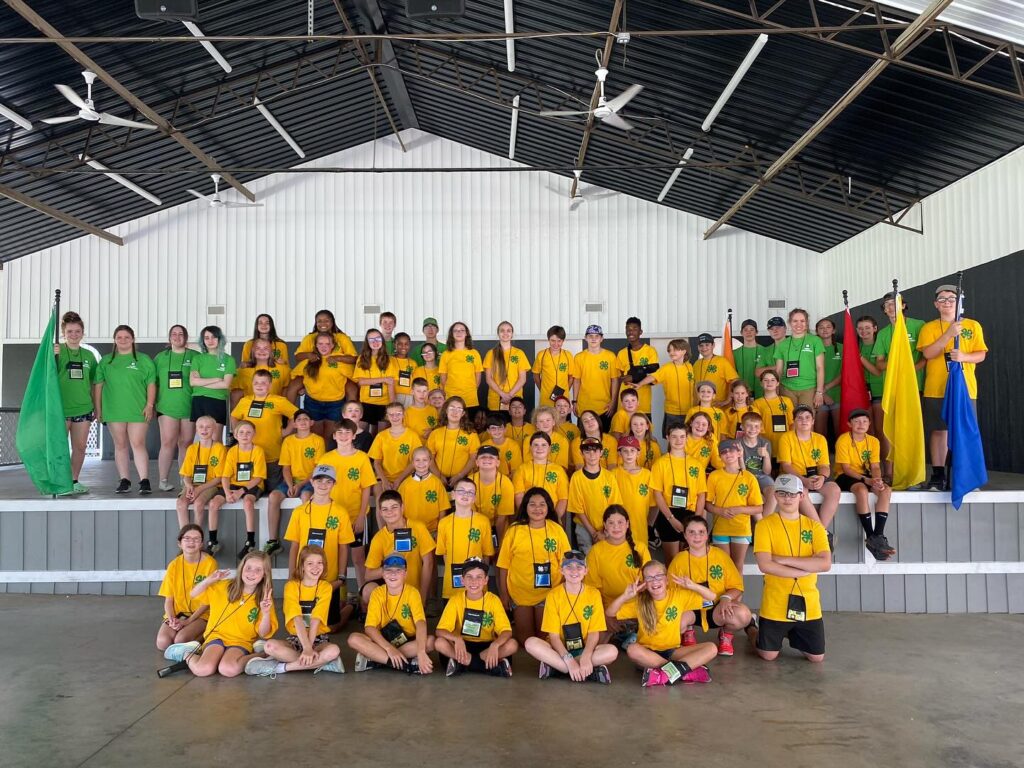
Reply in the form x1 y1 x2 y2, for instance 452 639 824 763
48 510 75 593
118 509 148 596
994 504 1021 561
925 574 947 613
24 509 52 595
0 512 29 594
966 574 988 613
946 505 971 562
71 510 100 595
1008 574 1024 613
946 574 968 612
969 503 995 561
834 499 864 565
897 504 923 562
836 574 861 611
922 506 948 562
93 509 124 596
883 575 906 613
165 513 182 561
141 510 167 573
744 576 763 610
985 574 1008 613
860 575 885 612
818 575 837 612
904 574 927 613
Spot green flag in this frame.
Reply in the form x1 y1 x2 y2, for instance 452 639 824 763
15 306 73 495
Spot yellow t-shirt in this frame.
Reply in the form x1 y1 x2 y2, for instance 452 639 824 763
397 473 451 533
753 513 829 622
240 339 291 367
543 430 572 470
652 362 696 416
292 358 350 403
612 466 654 546
556 421 580 445
365 520 436 590
230 395 298 462
668 547 744 598
616 587 703 651
427 427 480 478
778 431 830 477
638 438 662 471
609 409 633 435
232 364 292 398
649 454 707 513
584 539 651 606
353 357 400 406
834 432 881 476
159 553 218 618
365 583 425 638
470 471 516 523
283 499 356 583
277 433 326 483
411 365 443 393
392 358 417 397
222 444 268 489
532 348 575 407
685 435 723 471
706 468 764 538
567 467 623 530
507 422 536 448
616 344 660 413
201 580 279 653
481 436 522 477
368 428 422 483
435 512 496 597
482 346 531 411
572 349 619 414
439 349 484 407
540 584 608 640
437 591 511 642
685 405 727 436
318 450 376 521
282 579 333 635
692 355 739 400
405 403 439 440
917 317 987 398
722 405 758 440
178 442 227 484
569 433 619 471
512 461 569 505
496 521 571 607
296 331 357 378
753 395 795 457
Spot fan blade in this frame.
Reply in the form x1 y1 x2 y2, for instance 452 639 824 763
601 112 634 131
55 83 87 110
41 115 81 124
186 189 213 202
569 197 584 212
604 83 643 113
222 201 264 208
98 113 158 130
538 110 590 117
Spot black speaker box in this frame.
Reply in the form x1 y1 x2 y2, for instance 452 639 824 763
135 0 199 22
406 0 465 19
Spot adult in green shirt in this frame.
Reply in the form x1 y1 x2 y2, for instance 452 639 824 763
189 325 236 434
875 292 926 392
412 317 447 365
772 309 825 410
814 317 843 437
154 324 198 492
761 317 787 381
53 310 96 494
95 325 157 495
733 319 773 399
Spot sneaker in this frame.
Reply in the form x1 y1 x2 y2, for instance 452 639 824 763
681 628 697 647
641 667 669 687
489 658 512 678
72 481 89 495
262 539 282 557
588 664 611 684
237 542 255 561
927 476 944 491
681 665 712 684
865 535 891 561
403 658 421 675
537 661 551 680
244 658 279 678
163 640 200 662
445 658 463 677
206 540 222 555
138 479 152 495
354 653 375 672
315 657 345 674
158 479 174 492
875 533 896 556
717 631 735 657
115 478 131 494
252 639 266 655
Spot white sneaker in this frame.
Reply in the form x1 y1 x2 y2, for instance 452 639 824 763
163 640 200 662
158 479 175 492
315 658 345 674
354 653 371 672
252 639 266 655
245 657 279 678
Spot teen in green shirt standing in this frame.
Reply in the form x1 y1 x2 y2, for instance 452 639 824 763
875 291 926 392
189 325 236 435
733 319 773 400
772 309 825 410
54 311 95 494
814 317 843 437
154 324 198 492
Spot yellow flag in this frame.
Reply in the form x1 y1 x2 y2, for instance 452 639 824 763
881 293 926 489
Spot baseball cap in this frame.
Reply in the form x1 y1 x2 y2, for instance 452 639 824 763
934 284 957 296
767 316 786 329
696 333 714 344
461 557 489 576
382 554 408 569
561 549 586 568
617 435 641 450
741 318 758 331
311 464 337 481
848 408 870 420
477 444 499 458
774 474 804 493
718 438 741 453
580 437 602 451
585 324 603 336
793 404 814 418
422 317 439 329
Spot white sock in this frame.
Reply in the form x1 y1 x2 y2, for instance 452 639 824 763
275 662 287 674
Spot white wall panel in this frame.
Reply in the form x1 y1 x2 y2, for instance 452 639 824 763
821 144 1024 309
3 129 820 343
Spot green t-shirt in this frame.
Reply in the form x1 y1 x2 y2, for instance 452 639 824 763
192 352 237 401
734 344 774 398
860 340 886 398
822 343 842 403
412 341 447 366
875 317 925 391
96 352 156 423
57 345 97 418
154 349 198 419
772 335 825 392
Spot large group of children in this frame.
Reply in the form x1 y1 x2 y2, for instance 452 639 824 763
49 286 986 686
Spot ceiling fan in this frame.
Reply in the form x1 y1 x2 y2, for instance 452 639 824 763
547 170 619 211
187 174 264 209
41 71 157 130
539 50 643 131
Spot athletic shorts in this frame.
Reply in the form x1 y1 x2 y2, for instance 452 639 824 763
653 647 680 660
654 509 688 543
712 535 752 544
213 484 261 499
190 395 227 425
205 638 250 654
303 396 344 423
285 633 332 652
756 616 825 655
817 401 839 413
264 462 283 491
67 411 95 423
754 473 774 493
924 395 975 433
464 640 494 657
360 403 386 425
835 475 863 492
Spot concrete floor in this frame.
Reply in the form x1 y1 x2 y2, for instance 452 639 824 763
1 595 1022 768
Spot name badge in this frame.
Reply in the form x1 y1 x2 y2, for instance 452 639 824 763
805 465 818 478
307 527 327 549
786 593 807 622
533 562 551 589
549 385 565 402
236 462 253 482
499 401 510 411
247 401 265 419
563 621 584 654
398 369 411 387
192 465 208 484
393 527 413 552
944 351 952 371
369 384 384 399
772 414 787 433
699 580 714 609
660 661 683 684
462 608 484 638
381 618 409 648
786 360 800 378
68 361 84 380
670 484 689 510
492 531 499 551
299 598 317 627
451 562 464 589
167 371 183 389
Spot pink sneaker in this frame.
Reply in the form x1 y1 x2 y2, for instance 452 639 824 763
641 667 669 687
681 629 697 647
681 665 712 684
717 631 735 656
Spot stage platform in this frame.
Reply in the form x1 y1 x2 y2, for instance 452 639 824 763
2 460 1023 613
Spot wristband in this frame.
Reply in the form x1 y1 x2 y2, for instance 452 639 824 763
720 594 733 601
562 653 574 663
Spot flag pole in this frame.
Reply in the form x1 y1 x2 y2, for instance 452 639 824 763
842 289 849 308
53 289 61 361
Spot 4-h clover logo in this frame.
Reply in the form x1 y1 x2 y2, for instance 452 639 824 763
713 412 722 422
465 354 475 363
247 607 259 623
410 535 419 549
800 530 813 544
861 450 872 463
482 612 495 627
779 401 788 413
709 564 724 580
545 471 558 484
810 448 822 462
602 485 612 498
558 362 568 372
625 553 637 568
599 361 609 370
270 369 281 379
427 416 437 427
505 450 513 462
510 355 520 364
347 467 360 481
468 527 481 542
401 604 412 619
700 446 711 458
209 455 220 467
961 328 973 340
665 606 679 621
328 361 339 369
738 483 749 497
543 537 557 552
264 401 276 410
303 447 316 459
425 490 439 503
689 466 699 478
326 515 339 530
707 364 718 374
582 605 594 620
646 449 655 463
491 493 502 507
398 443 411 455
273 349 283 360
551 443 562 454
638 483 649 497
457 435 469 446
602 449 610 461
194 574 206 584
688 371 694 382
639 357 649 366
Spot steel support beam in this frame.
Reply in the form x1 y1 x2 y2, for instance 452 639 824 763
0 182 123 246
703 0 952 239
353 0 419 130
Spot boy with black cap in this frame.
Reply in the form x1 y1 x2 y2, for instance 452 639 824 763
693 333 738 407
572 324 620 432
568 437 624 553
876 291 926 393
835 409 895 560
761 317 788 379
750 474 831 662
412 317 446 365
435 558 517 677
733 319 773 398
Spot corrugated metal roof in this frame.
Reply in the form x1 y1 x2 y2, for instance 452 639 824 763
0 0 1022 260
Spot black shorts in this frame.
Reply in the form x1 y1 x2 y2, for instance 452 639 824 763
191 395 227 425
835 474 863 492
756 616 825 656
923 395 975 433
360 403 387 425
264 461 283 491
463 640 492 657
653 509 688 543
213 484 261 499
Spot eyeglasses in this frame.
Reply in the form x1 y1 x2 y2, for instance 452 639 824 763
368 337 384 343
935 297 957 305
454 488 476 496
644 574 667 583
775 490 800 499
180 536 203 543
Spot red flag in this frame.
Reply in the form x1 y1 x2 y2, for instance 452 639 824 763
839 306 870 433
721 312 736 369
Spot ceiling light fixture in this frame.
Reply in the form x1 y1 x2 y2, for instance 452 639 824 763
701 33 768 132
254 98 305 158
656 147 694 202
80 153 161 205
